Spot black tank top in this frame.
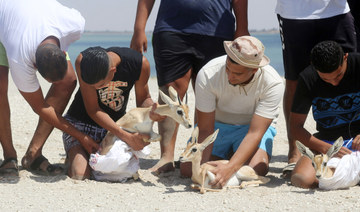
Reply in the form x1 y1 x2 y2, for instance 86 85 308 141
66 47 142 127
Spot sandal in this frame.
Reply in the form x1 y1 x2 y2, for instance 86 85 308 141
0 157 19 176
28 155 64 176
281 162 296 179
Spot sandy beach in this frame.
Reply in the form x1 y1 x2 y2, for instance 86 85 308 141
1 75 359 212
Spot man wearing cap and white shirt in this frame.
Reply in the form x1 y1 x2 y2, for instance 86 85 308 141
182 36 284 187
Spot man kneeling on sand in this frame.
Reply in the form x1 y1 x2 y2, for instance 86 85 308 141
290 40 360 188
62 46 163 180
181 36 284 187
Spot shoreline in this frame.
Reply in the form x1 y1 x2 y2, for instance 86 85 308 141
82 29 280 35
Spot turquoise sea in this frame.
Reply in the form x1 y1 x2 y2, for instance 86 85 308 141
67 32 284 77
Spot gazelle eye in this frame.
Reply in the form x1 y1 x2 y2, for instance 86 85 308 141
177 110 183 115
323 162 327 166
191 148 197 153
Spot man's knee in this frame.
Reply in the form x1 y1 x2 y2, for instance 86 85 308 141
291 173 318 189
251 162 269 176
67 162 91 180
67 147 90 180
68 169 91 180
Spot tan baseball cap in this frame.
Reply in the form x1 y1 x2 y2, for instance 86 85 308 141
224 36 270 68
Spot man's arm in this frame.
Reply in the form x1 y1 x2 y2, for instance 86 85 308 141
20 88 98 153
208 114 272 187
196 109 216 163
134 56 153 108
232 0 250 38
134 56 166 122
130 0 156 53
289 112 352 157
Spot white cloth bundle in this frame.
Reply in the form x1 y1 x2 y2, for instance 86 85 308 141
89 138 150 182
319 152 360 190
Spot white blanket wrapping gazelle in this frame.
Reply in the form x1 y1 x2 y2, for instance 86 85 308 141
89 136 150 182
319 152 360 190
296 137 360 190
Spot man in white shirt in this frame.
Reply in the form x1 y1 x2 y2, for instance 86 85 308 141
0 0 90 175
181 36 284 187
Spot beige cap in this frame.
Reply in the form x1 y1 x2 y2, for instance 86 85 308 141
224 36 270 68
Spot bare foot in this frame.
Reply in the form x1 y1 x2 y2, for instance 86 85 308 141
149 159 175 175
21 152 37 169
288 147 301 164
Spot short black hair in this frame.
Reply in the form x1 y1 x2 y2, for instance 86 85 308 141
35 43 67 82
80 47 109 85
310 41 344 73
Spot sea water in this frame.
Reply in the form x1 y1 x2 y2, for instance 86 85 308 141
67 32 284 77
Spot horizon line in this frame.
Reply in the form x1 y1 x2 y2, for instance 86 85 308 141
83 28 280 34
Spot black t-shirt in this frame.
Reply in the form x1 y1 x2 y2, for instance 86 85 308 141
66 47 142 127
292 53 360 140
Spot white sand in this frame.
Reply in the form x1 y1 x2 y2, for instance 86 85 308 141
1 76 359 211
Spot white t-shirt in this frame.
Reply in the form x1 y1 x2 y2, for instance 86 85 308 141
195 55 284 127
275 0 350 19
0 0 85 92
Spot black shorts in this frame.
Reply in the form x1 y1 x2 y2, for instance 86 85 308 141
152 31 227 86
278 12 356 80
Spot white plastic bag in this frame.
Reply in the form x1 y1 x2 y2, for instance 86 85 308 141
89 138 150 182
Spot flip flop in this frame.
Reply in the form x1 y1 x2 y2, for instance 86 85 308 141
0 157 19 176
281 162 296 179
28 155 64 176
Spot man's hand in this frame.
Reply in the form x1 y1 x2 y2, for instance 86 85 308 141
206 161 236 188
334 146 352 158
149 103 166 122
130 31 148 53
350 135 360 151
82 136 100 154
127 132 150 151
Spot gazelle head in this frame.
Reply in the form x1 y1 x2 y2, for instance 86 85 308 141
159 86 192 129
296 137 344 179
179 127 219 163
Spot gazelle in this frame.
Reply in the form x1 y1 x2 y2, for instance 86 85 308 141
179 127 270 194
295 137 344 179
100 86 192 155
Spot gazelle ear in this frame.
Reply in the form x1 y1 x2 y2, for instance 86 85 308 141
159 89 175 106
168 86 178 102
327 136 344 158
296 141 314 160
199 129 219 151
189 126 199 144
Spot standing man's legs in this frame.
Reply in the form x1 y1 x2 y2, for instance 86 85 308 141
151 32 226 173
0 42 18 173
150 69 192 173
278 15 314 166
283 79 300 164
0 66 17 163
21 59 77 172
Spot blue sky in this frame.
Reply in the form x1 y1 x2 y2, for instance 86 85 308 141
58 0 279 32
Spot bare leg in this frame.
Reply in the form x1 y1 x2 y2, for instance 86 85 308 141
150 68 192 173
291 156 318 188
283 79 301 164
247 148 270 176
0 66 17 163
22 61 77 169
67 145 91 180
